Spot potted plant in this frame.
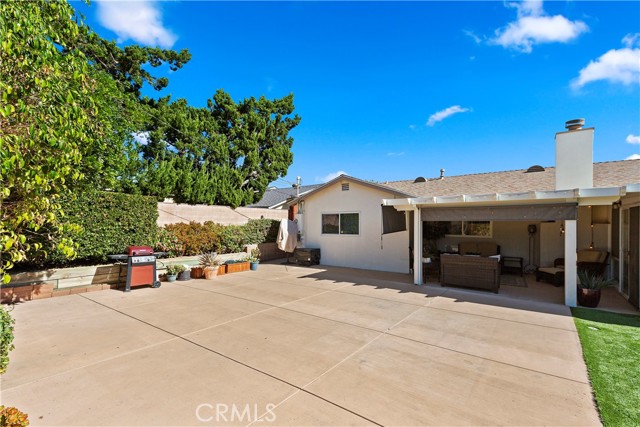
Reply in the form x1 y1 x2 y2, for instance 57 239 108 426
577 270 616 308
190 265 204 279
248 248 261 271
177 264 191 281
199 252 220 279
165 264 185 282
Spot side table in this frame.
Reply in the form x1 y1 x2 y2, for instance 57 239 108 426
501 256 523 276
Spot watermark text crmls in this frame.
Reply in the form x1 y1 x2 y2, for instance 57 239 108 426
196 403 277 423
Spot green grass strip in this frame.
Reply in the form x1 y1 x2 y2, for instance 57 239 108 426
572 308 640 427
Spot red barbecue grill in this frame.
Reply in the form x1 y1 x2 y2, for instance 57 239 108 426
125 246 161 292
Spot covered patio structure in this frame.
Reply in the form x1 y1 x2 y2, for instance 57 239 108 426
384 184 639 307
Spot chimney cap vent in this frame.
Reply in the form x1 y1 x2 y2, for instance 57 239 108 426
565 118 585 131
413 176 426 183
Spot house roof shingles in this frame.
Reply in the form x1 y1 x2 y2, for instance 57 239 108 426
247 184 322 208
381 159 640 198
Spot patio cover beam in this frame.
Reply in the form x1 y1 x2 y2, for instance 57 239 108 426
420 203 577 222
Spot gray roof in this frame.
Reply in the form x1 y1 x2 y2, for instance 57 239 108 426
247 184 322 208
382 159 640 198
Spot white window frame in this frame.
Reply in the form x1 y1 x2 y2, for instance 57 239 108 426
321 212 360 236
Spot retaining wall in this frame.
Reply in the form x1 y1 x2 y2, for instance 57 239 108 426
2 243 286 303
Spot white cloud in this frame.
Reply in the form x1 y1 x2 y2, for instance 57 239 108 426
408 124 416 130
426 105 470 127
95 0 176 48
463 29 482 45
132 131 150 145
491 1 588 53
317 171 348 183
387 152 405 157
627 134 640 144
571 34 640 89
625 154 640 160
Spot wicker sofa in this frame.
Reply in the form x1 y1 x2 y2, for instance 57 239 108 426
440 254 501 293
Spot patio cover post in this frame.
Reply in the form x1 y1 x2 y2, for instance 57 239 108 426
564 219 577 307
413 208 423 285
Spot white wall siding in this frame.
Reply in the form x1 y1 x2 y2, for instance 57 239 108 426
302 181 409 273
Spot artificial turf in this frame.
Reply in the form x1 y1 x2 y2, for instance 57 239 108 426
572 307 640 427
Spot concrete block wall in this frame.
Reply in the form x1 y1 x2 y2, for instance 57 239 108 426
158 202 287 226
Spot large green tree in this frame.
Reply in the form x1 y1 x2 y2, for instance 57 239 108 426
138 90 300 207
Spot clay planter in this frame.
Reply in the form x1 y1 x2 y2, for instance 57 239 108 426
577 287 602 308
191 266 204 279
216 265 227 276
203 266 219 280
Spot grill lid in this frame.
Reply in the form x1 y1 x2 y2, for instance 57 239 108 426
128 246 154 256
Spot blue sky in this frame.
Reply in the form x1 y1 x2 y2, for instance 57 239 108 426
76 1 640 187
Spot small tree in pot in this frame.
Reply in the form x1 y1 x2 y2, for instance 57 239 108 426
199 252 220 279
248 248 261 271
577 270 616 308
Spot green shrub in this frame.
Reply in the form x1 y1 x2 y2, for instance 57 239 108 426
0 307 15 375
0 405 29 427
162 219 279 256
164 221 222 256
153 227 182 257
217 225 245 253
242 219 279 244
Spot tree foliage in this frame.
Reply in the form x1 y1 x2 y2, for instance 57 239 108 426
0 0 97 283
138 90 300 207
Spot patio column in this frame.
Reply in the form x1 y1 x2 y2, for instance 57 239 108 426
564 219 577 307
413 208 422 285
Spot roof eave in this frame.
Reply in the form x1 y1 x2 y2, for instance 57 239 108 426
382 186 628 208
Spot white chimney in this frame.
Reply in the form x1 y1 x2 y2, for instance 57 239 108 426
555 118 593 190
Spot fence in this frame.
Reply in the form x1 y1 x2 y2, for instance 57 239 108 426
157 202 287 226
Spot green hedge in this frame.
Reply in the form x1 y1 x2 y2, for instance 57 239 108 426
36 190 161 265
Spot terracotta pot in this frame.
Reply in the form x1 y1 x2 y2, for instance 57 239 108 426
203 266 219 280
191 266 204 279
577 287 601 308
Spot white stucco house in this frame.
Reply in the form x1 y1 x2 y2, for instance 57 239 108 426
290 120 640 309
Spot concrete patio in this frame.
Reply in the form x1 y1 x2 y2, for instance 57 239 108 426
1 262 602 426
